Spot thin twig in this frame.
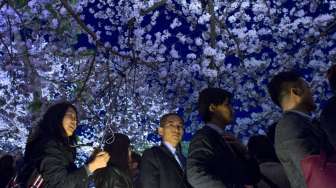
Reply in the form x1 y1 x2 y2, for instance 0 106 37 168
74 51 97 102
0 0 7 10
0 33 15 63
215 17 243 60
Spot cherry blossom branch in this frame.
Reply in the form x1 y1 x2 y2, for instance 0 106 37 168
0 0 7 10
0 33 15 63
140 0 167 16
215 17 243 59
321 18 336 37
59 0 158 70
208 0 216 49
73 51 97 103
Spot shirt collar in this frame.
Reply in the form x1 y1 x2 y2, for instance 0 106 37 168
205 123 225 135
163 141 176 154
287 110 313 121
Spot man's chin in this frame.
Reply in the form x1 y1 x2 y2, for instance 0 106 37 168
169 139 181 145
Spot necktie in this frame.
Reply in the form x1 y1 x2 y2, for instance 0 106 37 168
175 151 186 170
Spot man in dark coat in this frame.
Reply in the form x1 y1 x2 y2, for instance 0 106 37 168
140 113 190 188
187 88 260 188
267 71 322 188
321 64 336 149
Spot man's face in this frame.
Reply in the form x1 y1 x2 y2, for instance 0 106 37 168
211 98 234 125
298 79 316 112
158 115 184 147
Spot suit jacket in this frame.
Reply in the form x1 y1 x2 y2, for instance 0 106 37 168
321 96 336 149
187 126 260 188
140 144 191 188
275 111 321 188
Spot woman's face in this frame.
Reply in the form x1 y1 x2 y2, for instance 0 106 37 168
62 107 77 137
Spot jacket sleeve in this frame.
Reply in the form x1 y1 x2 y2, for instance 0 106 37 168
320 99 336 149
140 149 160 188
186 134 227 188
39 142 88 188
278 116 320 173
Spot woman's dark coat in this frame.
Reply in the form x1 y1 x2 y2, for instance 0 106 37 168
20 137 89 188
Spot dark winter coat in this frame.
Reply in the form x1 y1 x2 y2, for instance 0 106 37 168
187 126 260 188
19 137 89 188
140 144 191 188
93 165 133 188
275 111 321 188
320 96 336 149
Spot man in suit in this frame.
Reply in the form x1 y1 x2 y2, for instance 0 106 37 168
140 113 190 188
267 71 322 188
321 64 336 148
187 88 260 188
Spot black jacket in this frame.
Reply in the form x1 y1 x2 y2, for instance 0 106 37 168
20 137 89 188
321 96 336 149
275 111 321 188
140 144 191 188
93 165 133 188
187 126 260 188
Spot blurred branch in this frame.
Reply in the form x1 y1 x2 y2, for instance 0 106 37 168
206 0 219 86
0 0 7 9
2 3 41 106
303 17 336 61
215 17 243 60
306 17 336 45
140 0 167 15
208 0 216 49
321 18 336 37
0 33 15 63
73 51 97 103
207 0 217 68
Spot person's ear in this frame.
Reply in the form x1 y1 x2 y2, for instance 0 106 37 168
158 127 164 136
209 104 216 112
291 88 303 97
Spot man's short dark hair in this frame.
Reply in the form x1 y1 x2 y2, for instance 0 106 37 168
198 88 232 123
267 71 302 107
327 64 336 93
159 113 183 127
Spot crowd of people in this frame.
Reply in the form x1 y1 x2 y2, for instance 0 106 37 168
1 64 336 188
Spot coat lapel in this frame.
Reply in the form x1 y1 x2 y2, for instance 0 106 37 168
159 144 185 175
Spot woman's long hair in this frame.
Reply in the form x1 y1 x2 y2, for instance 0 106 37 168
25 102 78 158
104 133 131 174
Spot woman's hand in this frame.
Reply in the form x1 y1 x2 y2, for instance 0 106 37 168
87 151 110 173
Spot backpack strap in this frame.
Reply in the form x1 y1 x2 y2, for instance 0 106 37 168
6 175 21 188
29 173 44 188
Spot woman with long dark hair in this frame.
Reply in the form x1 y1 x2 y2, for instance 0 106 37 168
18 101 110 188
93 133 133 188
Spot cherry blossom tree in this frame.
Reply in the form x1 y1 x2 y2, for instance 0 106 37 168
0 0 336 155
